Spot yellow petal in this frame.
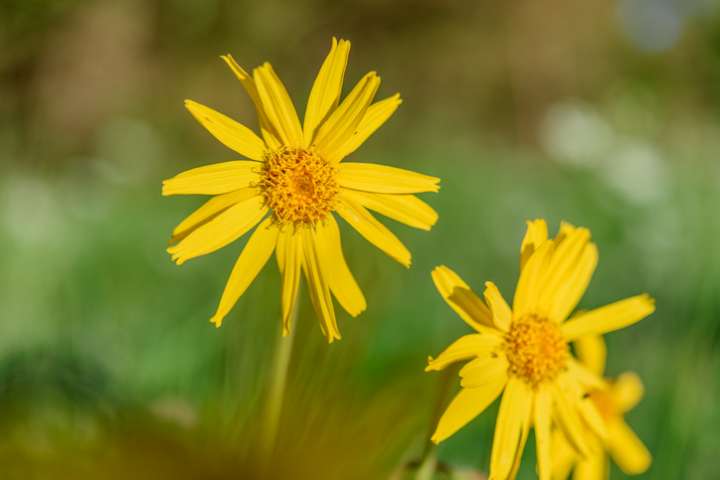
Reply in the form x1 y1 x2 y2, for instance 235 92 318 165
170 188 258 243
520 219 548 270
561 294 655 341
338 162 440 194
572 453 607 480
209 218 278 327
301 227 340 342
426 334 502 372
561 374 607 441
303 37 351 145
607 418 651 474
162 161 261 196
483 281 512 331
552 380 592 457
315 215 366 317
314 72 380 162
551 429 577 480
431 377 506 444
334 93 402 161
277 231 302 335
611 372 644 413
573 335 607 377
489 377 533 480
220 54 281 149
566 359 607 391
513 241 553 319
335 193 411 267
459 355 509 388
534 386 553 480
431 265 495 332
167 195 267 265
340 189 438 231
253 63 303 147
547 243 598 323
184 100 266 160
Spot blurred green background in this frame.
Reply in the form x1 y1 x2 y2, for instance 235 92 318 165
1 0 719 478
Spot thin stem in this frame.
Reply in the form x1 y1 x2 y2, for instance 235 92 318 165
259 301 299 462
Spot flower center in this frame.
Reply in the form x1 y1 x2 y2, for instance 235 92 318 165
504 314 569 387
260 147 338 226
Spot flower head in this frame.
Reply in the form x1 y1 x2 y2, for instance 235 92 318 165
163 38 439 341
552 335 652 479
426 220 654 480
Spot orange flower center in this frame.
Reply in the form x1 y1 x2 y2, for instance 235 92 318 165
504 315 569 387
260 147 338 225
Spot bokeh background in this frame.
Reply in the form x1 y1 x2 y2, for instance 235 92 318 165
1 0 719 478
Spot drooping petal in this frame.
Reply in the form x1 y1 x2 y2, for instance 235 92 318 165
335 193 411 267
561 295 655 341
611 372 644 413
209 218 278 327
534 386 553 480
431 374 507 444
337 162 440 194
550 429 577 480
459 355 508 388
513 241 554 319
315 215 366 317
334 93 402 161
573 335 607 377
559 374 607 442
520 219 548 270
276 231 303 335
606 419 651 474
483 281 512 331
431 265 495 332
572 453 608 480
426 334 502 372
340 189 438 231
301 227 340 342
184 100 266 160
162 161 262 196
170 188 259 242
314 72 380 162
489 377 533 480
303 37 351 145
167 195 267 265
552 380 592 457
220 54 281 149
253 63 303 147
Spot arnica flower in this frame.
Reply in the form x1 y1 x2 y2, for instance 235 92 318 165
162 38 439 341
426 220 655 480
552 335 651 479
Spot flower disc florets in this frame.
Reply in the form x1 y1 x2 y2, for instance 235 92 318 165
504 314 569 387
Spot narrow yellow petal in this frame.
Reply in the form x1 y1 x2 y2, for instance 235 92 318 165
340 189 438 231
534 386 553 480
567 359 607 391
170 188 258 243
303 37 351 144
574 335 607 377
489 377 533 480
520 219 548 270
253 63 303 146
277 231 302 335
426 334 502 372
314 72 380 161
572 454 608 480
547 243 598 323
162 161 261 196
607 419 651 474
301 227 340 342
335 93 402 161
184 100 266 160
167 195 267 265
483 281 512 331
315 215 366 317
431 377 506 444
611 372 644 413
513 241 553 319
338 162 440 194
335 193 411 267
551 429 577 480
431 265 495 332
559 374 607 441
220 54 281 148
552 380 592 457
459 355 509 388
561 294 655 341
209 218 278 327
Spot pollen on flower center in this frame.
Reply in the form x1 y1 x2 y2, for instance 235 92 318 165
260 147 338 225
504 314 569 387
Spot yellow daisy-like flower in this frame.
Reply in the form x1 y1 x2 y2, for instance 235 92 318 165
426 219 655 480
163 38 439 341
552 335 651 480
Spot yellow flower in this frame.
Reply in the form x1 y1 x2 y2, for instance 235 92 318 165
552 335 651 480
426 219 655 480
163 38 439 341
